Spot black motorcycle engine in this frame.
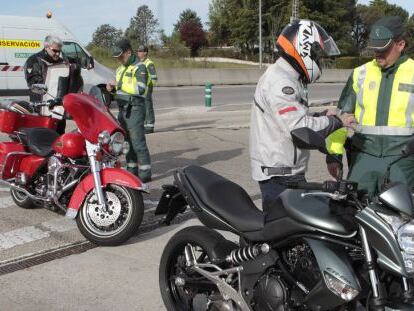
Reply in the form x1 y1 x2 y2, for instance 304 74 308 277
285 243 321 290
252 273 288 311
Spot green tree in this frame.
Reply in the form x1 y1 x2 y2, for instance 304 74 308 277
174 9 203 32
125 5 159 47
353 0 409 53
90 24 123 48
208 0 232 46
301 0 356 55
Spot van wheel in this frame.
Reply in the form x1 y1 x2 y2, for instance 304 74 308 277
10 189 36 209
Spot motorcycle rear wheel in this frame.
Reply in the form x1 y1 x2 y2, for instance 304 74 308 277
10 189 36 209
76 184 144 246
159 226 238 311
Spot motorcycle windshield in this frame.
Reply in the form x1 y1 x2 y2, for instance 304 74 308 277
63 93 124 144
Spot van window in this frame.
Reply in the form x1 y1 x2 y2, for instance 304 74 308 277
62 42 88 68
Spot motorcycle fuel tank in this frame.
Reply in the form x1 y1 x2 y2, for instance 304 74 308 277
52 132 86 158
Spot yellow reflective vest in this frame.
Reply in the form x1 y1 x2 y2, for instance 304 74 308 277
143 58 158 87
115 62 147 97
327 56 414 156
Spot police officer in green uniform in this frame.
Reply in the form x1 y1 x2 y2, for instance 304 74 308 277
326 16 414 195
106 39 151 182
137 45 158 134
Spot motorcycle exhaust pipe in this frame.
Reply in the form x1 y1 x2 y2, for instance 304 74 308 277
0 179 50 202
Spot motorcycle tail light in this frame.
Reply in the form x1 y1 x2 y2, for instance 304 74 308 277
323 271 359 301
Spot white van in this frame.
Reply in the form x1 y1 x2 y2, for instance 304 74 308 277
0 15 114 98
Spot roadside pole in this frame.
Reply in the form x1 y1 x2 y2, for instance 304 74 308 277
205 83 212 107
259 0 262 69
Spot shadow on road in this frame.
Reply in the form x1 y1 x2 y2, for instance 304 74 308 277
157 120 217 133
151 148 244 182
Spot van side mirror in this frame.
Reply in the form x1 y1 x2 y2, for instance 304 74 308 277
30 84 48 95
86 56 94 70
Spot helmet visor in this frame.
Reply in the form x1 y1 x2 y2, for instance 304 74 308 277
323 36 341 56
315 23 341 56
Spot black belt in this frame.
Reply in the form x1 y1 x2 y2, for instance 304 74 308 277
261 166 292 176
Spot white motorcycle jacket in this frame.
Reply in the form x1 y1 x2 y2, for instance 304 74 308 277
249 57 342 181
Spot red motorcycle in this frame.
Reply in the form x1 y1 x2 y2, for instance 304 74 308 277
0 85 146 246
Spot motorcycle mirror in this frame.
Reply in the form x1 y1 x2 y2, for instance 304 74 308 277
291 128 329 155
30 84 48 95
402 137 414 156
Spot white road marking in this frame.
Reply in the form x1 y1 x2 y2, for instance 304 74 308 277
0 218 77 250
0 200 160 250
0 226 49 250
0 196 16 209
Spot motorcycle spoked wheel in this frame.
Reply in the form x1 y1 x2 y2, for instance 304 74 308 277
76 184 144 246
159 226 240 311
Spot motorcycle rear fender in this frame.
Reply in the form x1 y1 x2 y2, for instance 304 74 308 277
66 168 147 219
154 184 188 225
303 238 361 310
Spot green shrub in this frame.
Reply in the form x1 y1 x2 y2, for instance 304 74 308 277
198 48 242 59
332 56 372 69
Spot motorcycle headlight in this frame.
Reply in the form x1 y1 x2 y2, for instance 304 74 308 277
378 212 414 273
109 132 125 155
122 141 130 155
398 221 414 273
98 130 111 145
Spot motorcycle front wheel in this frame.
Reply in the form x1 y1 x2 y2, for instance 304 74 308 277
76 184 144 246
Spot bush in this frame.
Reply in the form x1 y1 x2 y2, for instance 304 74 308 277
198 48 242 59
331 56 372 69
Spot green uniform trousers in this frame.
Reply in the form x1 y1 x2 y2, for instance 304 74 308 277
144 85 155 133
117 97 151 180
348 151 414 196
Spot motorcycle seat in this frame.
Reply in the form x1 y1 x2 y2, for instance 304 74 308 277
17 128 59 157
182 165 264 233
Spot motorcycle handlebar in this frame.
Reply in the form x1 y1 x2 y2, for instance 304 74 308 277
31 98 63 109
287 180 357 194
288 181 326 191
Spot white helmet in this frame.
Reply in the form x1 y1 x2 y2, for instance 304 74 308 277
276 19 340 83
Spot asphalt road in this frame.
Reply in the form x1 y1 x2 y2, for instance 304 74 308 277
0 84 348 310
0 84 343 266
0 109 339 310
154 83 345 112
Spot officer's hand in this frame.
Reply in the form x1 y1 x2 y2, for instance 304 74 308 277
339 113 357 130
106 81 116 92
326 108 338 116
327 162 341 180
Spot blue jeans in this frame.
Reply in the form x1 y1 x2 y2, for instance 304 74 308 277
259 174 306 218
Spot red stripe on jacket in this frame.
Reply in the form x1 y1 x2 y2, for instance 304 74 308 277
278 106 297 115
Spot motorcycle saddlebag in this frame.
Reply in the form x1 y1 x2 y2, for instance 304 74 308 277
0 142 26 179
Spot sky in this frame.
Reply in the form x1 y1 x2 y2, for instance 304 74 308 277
1 0 413 46
1 0 210 45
